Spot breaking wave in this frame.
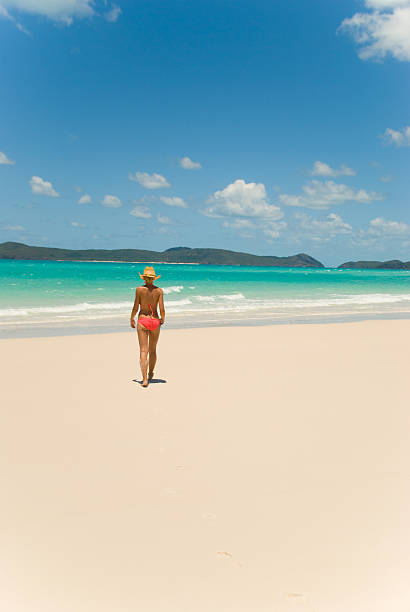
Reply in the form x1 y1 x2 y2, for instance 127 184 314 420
2 292 410 320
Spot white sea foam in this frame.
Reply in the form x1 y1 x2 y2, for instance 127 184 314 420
2 292 410 326
195 295 216 303
219 292 245 300
0 301 133 317
166 298 192 307
162 285 184 294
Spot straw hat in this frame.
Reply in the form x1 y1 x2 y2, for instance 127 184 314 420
139 265 161 281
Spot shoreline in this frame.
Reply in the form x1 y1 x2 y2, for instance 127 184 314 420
56 260 202 264
3 257 324 267
2 256 410 270
2 310 410 339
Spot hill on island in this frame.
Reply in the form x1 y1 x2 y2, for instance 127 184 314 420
0 242 324 268
338 259 410 270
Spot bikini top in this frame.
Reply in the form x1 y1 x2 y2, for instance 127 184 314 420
141 303 155 317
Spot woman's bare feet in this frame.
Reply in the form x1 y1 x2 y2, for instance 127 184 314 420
142 377 149 387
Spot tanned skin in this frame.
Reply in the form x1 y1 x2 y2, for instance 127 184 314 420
130 276 165 387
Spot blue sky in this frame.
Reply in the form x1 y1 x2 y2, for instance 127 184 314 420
0 0 409 266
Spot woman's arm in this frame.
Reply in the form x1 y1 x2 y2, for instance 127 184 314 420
130 288 140 328
159 288 165 324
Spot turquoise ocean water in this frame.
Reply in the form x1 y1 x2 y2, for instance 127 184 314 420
1 259 410 337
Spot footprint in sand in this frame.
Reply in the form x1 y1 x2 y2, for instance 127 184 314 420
217 551 243 568
201 512 217 520
163 487 177 496
286 593 307 600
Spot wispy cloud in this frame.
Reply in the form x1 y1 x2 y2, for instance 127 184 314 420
0 4 30 34
367 216 410 236
157 214 172 224
130 205 152 218
294 212 353 241
0 151 15 165
382 126 410 146
263 221 288 239
160 196 188 208
222 219 255 229
179 156 201 170
1 224 25 231
104 3 121 22
0 0 94 26
279 180 383 210
101 194 122 207
129 171 171 189
30 175 59 197
78 194 92 204
0 1 122 29
310 161 356 177
337 0 410 62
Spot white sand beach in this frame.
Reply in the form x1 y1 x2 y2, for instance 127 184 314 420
1 320 410 612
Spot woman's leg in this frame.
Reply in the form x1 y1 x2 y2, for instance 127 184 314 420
137 322 149 386
148 325 161 379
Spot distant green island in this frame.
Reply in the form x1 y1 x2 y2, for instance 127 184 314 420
338 260 410 270
1 242 409 269
0 241 324 268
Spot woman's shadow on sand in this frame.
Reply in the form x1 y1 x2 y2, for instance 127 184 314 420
132 378 167 385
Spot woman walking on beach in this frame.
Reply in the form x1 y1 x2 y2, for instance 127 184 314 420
130 266 165 387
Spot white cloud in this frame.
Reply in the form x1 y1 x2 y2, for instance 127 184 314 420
101 194 122 207
1 224 25 230
0 0 95 25
337 1 410 62
130 205 152 218
30 175 59 197
380 174 394 182
310 161 356 177
129 171 170 189
71 220 85 227
203 179 285 241
0 151 15 164
160 195 188 208
180 156 201 170
295 212 353 240
368 216 410 235
104 2 121 22
279 179 383 210
157 214 172 224
203 179 283 220
78 193 91 204
383 126 410 146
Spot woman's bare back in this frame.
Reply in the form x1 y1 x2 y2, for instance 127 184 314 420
137 285 161 317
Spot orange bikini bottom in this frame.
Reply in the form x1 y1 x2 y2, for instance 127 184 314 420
138 316 160 331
